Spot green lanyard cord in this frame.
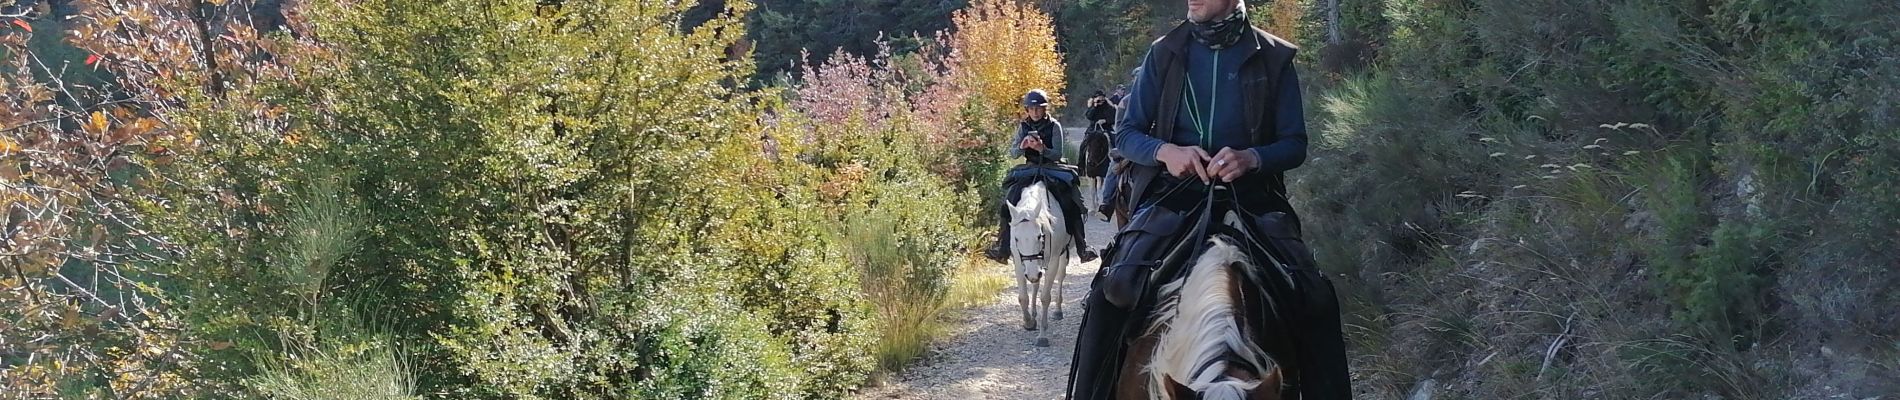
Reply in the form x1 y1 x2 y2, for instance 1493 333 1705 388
1181 50 1222 199
1182 51 1219 150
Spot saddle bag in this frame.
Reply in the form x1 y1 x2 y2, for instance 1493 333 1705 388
1244 211 1342 349
1096 203 1192 309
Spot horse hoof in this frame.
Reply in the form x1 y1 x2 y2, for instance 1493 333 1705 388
1053 311 1065 320
1024 324 1038 331
1035 338 1051 347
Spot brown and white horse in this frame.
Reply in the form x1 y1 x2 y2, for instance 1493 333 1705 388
1116 213 1296 399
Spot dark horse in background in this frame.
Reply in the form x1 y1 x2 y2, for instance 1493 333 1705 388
1079 120 1114 214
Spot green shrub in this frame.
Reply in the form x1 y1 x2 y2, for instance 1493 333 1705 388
1291 0 1900 397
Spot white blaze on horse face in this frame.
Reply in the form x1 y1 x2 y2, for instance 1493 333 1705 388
1009 221 1043 281
1009 207 1047 281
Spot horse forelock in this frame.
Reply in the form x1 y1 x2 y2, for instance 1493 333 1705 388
1009 183 1059 227
1145 237 1277 400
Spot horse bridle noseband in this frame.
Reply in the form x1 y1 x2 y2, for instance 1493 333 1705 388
1016 231 1047 261
1195 351 1263 379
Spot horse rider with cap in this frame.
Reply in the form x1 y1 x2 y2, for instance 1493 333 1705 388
985 89 1101 264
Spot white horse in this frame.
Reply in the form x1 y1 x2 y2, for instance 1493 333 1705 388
1007 181 1072 347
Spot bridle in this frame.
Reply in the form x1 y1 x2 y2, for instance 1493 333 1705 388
1015 231 1047 262
1194 351 1264 379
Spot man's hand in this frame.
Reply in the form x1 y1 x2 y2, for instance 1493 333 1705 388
1156 144 1211 182
1205 147 1260 183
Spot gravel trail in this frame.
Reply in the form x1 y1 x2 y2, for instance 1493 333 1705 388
856 127 1114 400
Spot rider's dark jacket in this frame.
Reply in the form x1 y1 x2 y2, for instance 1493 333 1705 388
1086 101 1117 129
1114 23 1307 215
1011 117 1064 165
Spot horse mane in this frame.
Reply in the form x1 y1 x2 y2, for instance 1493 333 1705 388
1144 237 1276 400
1011 183 1056 230
1012 183 1050 217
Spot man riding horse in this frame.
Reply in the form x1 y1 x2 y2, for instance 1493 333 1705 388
1066 0 1351 398
985 89 1100 264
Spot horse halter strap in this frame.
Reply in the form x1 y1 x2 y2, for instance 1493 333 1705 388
1016 226 1047 261
1195 351 1263 379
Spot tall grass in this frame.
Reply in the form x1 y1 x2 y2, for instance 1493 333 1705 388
249 335 417 400
842 205 1006 375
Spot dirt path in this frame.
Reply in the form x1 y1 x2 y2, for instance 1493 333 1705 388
856 127 1113 400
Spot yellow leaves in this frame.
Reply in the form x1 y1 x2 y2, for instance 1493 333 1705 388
819 161 869 204
950 0 1066 117
1260 0 1304 40
127 117 159 134
88 111 111 134
0 137 18 154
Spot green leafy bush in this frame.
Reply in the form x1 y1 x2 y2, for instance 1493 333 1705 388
1287 0 1900 397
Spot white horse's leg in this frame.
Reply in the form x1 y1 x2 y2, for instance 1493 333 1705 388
1035 268 1052 347
1019 271 1036 331
1052 256 1068 321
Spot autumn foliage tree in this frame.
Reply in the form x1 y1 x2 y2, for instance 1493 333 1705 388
949 0 1064 118
5 0 882 397
1 0 311 396
2 0 1051 397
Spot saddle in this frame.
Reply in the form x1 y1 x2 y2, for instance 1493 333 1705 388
1004 162 1082 192
1097 181 1312 310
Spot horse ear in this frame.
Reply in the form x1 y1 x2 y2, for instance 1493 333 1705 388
1163 378 1196 399
1251 369 1284 400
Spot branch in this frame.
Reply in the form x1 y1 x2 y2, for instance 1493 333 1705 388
0 115 75 134
1537 313 1576 381
51 268 147 336
27 50 88 111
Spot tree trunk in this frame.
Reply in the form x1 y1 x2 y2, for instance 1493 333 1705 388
1326 0 1342 46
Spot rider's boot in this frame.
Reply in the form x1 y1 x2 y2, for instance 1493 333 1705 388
1073 228 1098 263
983 223 1011 262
